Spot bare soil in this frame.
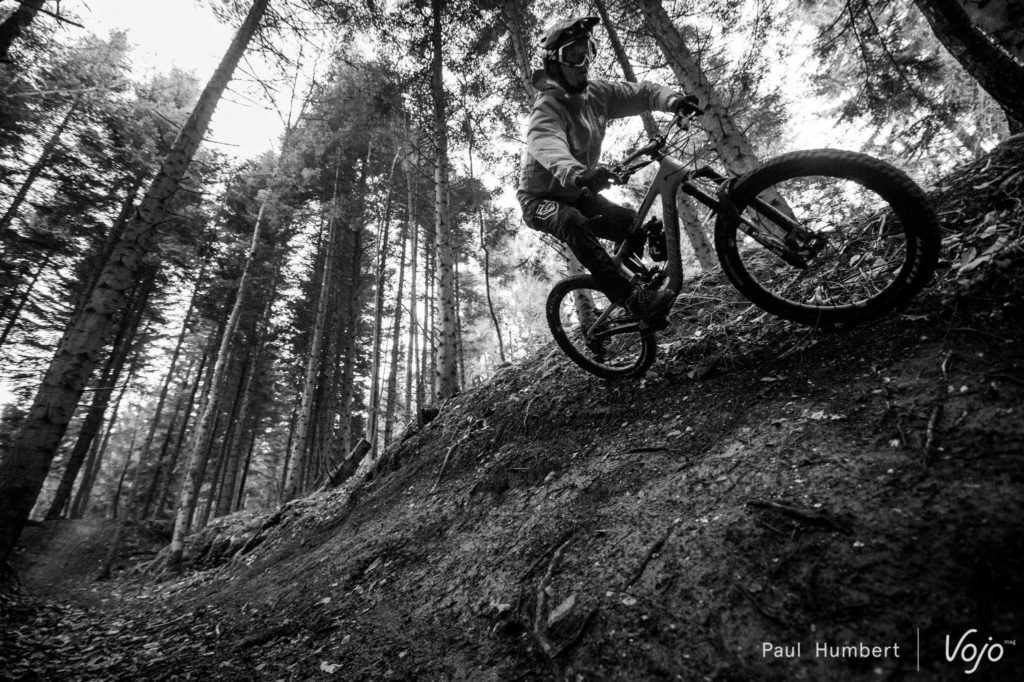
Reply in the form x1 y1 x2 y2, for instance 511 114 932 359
2 137 1023 681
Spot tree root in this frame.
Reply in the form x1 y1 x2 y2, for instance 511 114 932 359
746 499 853 535
625 519 679 588
532 538 570 658
921 402 944 466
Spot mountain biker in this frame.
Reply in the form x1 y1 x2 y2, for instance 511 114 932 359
517 15 702 317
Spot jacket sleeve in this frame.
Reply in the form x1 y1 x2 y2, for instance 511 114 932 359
525 103 587 188
600 80 681 120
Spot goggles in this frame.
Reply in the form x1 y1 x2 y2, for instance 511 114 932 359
556 37 597 68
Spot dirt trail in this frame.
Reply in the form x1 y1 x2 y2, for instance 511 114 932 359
10 519 116 600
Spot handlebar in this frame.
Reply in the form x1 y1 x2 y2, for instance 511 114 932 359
607 111 698 183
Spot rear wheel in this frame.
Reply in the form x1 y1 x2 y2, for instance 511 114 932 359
546 275 656 379
715 149 939 325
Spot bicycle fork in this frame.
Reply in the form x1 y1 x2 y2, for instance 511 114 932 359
680 167 827 269
713 178 827 269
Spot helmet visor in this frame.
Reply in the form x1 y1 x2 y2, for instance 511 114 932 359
557 37 597 68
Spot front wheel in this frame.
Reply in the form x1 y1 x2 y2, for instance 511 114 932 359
546 275 656 379
715 149 940 326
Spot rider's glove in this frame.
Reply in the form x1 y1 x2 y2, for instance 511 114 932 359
575 166 615 194
670 93 703 116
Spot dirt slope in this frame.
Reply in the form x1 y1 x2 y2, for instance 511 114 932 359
2 138 1023 682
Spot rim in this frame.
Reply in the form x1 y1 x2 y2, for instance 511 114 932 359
733 173 913 312
553 283 647 376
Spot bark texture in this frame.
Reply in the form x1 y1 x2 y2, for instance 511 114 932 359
631 0 763 175
431 0 458 401
597 0 716 270
0 0 269 564
282 204 335 501
166 184 271 570
913 0 1024 130
0 0 45 63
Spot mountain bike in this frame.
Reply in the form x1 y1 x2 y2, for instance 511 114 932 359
546 112 940 380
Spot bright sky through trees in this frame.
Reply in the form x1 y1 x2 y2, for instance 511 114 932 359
83 0 285 158
0 0 284 408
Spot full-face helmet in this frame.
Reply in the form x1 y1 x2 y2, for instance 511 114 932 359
539 16 600 91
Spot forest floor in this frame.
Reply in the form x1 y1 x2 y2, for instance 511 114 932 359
2 137 1023 681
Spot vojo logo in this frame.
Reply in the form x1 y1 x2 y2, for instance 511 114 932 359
945 629 1015 675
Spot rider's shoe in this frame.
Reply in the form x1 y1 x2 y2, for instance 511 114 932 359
624 286 674 317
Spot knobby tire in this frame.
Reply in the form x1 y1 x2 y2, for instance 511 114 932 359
714 149 940 326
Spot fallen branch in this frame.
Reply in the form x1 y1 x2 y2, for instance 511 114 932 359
432 431 473 490
236 508 285 558
921 402 944 466
952 409 970 429
433 443 459 490
521 529 576 581
746 500 853 534
36 4 86 28
230 621 299 652
623 446 672 455
625 520 679 588
551 607 599 659
324 438 372 489
941 350 955 381
533 538 571 658
732 579 788 627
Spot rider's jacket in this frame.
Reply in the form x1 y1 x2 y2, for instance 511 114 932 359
517 70 680 206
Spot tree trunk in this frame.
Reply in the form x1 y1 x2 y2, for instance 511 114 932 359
138 350 199 519
597 0 716 270
335 150 372 463
151 336 214 519
454 258 466 388
382 204 409 448
217 275 274 514
0 0 45 65
69 176 147 329
912 0 1024 131
44 271 154 520
631 0 763 174
68 358 135 519
676 192 716 270
0 0 270 565
404 155 420 418
336 222 361 459
423 241 435 405
430 0 458 401
108 422 139 520
368 152 401 458
464 113 506 364
214 348 256 517
282 201 336 502
956 0 1024 62
123 262 204 519
96 422 142 580
233 411 260 511
166 183 272 571
502 0 537 100
197 417 229 530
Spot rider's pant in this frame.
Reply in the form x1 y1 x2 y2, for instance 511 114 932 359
522 193 646 303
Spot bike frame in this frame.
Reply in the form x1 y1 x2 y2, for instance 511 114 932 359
620 158 729 297
611 149 809 301
585 115 811 339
